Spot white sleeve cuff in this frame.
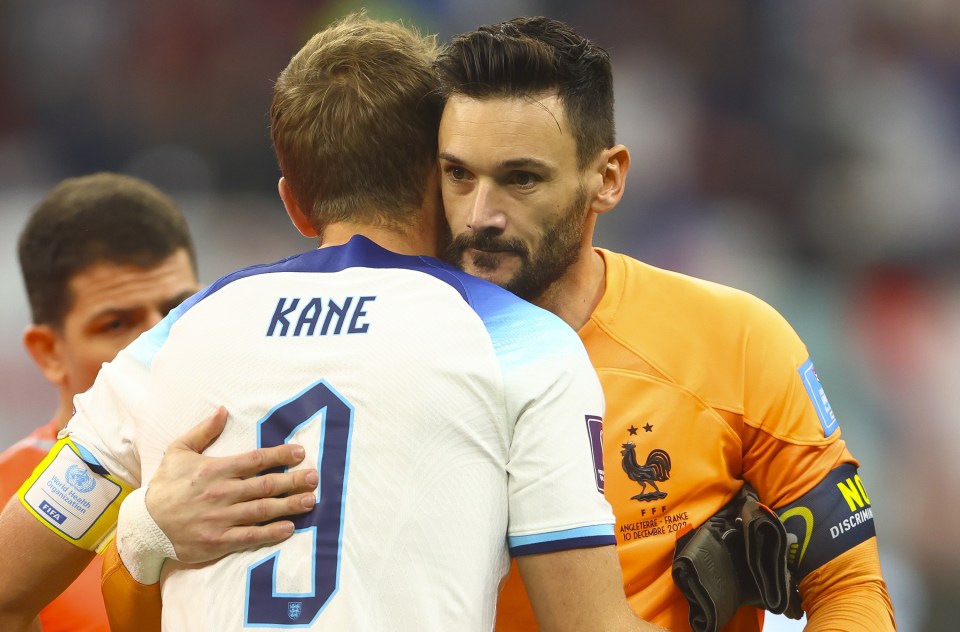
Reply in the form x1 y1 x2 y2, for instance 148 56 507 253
116 486 178 585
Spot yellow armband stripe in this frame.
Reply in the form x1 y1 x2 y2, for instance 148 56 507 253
16 437 132 553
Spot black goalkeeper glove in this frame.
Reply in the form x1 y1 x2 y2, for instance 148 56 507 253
672 484 801 632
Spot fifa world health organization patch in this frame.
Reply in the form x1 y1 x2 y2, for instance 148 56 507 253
798 358 838 437
17 438 132 552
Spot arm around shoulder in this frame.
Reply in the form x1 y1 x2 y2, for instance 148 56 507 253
517 545 667 632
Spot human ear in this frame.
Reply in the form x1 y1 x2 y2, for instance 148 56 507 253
592 145 630 215
278 177 319 238
23 324 66 387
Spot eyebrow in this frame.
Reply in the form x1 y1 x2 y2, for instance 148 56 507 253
438 151 464 165
438 152 554 172
87 306 139 323
87 289 197 324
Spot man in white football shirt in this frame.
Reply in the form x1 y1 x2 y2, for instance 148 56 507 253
0 14 663 632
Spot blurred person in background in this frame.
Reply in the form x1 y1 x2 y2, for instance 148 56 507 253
0 172 201 631
0 172 315 631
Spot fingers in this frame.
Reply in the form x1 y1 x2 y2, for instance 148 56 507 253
165 491 317 563
169 406 229 454
176 518 302 563
222 493 317 532
219 521 301 553
236 469 318 504
217 443 309 479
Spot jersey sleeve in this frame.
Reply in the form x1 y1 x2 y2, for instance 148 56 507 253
737 295 891 623
16 332 156 550
738 296 857 506
797 539 895 631
62 333 156 487
101 537 162 632
498 315 615 556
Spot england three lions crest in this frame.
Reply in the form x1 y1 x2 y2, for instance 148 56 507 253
287 601 302 621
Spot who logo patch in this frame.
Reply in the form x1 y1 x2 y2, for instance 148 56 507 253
798 358 838 437
17 438 128 550
66 464 97 493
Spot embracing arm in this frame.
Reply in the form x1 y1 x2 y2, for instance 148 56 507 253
130 407 318 567
102 407 318 632
518 545 666 632
0 497 93 631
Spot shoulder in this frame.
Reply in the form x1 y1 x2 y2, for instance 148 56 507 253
451 271 587 363
608 250 783 319
598 249 803 353
0 423 56 500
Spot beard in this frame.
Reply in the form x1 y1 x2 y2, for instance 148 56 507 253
444 185 588 302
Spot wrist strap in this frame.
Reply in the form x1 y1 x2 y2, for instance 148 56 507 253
116 486 177 585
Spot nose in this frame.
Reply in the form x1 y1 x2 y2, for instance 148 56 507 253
466 181 507 233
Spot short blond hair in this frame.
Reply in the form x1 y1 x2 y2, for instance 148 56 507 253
271 12 441 234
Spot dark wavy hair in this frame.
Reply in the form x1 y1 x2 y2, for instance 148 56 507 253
435 16 616 168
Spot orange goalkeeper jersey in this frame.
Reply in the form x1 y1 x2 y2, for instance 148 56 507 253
497 249 892 631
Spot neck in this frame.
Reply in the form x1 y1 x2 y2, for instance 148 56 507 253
319 177 444 256
320 190 445 257
52 395 74 432
532 246 606 331
321 221 439 257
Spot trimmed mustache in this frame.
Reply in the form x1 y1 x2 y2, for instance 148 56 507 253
448 232 528 258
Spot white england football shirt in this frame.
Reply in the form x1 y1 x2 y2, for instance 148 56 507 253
63 236 613 631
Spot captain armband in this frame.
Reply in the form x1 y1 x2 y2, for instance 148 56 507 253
776 463 876 581
16 437 133 552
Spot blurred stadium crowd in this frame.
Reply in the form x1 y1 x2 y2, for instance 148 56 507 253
1 1 957 629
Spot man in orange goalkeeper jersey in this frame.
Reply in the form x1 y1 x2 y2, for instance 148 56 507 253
102 16 895 632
